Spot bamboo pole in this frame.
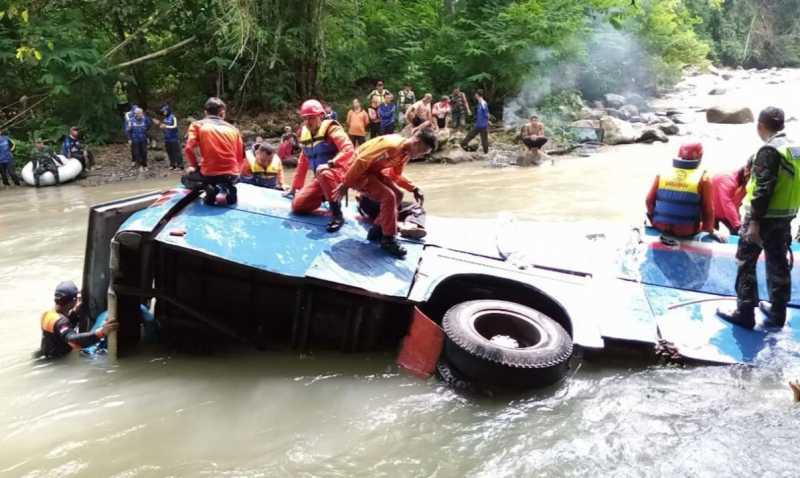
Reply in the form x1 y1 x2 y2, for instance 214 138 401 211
109 36 197 70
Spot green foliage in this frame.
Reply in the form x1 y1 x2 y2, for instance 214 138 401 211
6 0 789 142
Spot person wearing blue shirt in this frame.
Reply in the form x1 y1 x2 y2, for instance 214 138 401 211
0 129 22 186
156 104 183 170
324 103 338 122
124 104 138 133
126 108 152 170
378 93 397 135
460 90 490 154
61 126 92 172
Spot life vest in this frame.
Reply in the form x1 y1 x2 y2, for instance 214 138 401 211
40 310 74 358
744 133 800 219
162 114 180 142
128 117 149 143
300 120 339 172
653 158 706 226
248 153 281 188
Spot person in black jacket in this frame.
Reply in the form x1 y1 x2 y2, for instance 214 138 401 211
39 281 117 358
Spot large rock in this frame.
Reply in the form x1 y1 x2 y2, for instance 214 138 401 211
620 104 639 119
600 115 638 145
706 105 754 124
434 128 452 151
605 108 626 120
625 93 648 110
571 119 600 129
604 94 626 109
431 146 480 164
657 120 679 135
637 128 668 144
709 88 727 95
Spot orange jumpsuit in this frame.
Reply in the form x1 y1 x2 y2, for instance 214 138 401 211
291 122 354 214
342 134 415 237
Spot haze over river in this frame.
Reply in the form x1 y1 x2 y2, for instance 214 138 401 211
1 70 800 477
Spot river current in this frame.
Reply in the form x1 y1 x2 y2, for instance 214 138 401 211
2 70 800 477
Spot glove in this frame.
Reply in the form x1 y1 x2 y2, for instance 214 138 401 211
413 187 424 206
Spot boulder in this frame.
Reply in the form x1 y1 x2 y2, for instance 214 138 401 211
434 128 452 151
706 105 754 124
637 128 668 144
604 94 626 109
722 73 734 80
592 100 605 110
625 93 648 111
620 104 639 119
516 150 544 167
640 112 660 124
571 119 600 129
657 120 679 135
606 108 626 120
708 88 727 95
600 115 638 145
431 146 480 164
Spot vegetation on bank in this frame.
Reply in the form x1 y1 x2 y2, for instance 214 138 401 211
0 0 798 158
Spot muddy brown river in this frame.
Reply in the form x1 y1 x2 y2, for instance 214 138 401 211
2 70 800 477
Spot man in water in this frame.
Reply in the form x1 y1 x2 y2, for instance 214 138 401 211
336 125 435 257
718 107 799 329
183 97 246 206
40 281 117 358
287 99 354 232
0 128 21 186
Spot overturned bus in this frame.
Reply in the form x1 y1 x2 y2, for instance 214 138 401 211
81 184 800 389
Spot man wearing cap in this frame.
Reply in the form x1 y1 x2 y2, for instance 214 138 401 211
156 104 183 170
718 107 799 329
183 97 246 206
286 99 355 232
40 281 117 358
645 142 721 240
335 125 436 257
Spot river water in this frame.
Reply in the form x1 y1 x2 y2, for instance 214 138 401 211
2 70 800 477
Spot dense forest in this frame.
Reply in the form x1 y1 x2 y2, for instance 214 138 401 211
1 0 798 144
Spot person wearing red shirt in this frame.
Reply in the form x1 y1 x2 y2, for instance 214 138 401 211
711 163 751 235
182 97 246 205
336 124 436 257
645 142 725 241
287 99 355 232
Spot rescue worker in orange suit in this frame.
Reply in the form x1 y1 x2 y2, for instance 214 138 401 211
335 125 437 258
286 99 355 232
182 97 246 206
40 281 117 359
711 162 751 235
645 142 725 242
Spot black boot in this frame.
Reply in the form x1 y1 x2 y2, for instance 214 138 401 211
381 236 407 258
203 185 217 205
716 306 755 330
367 224 383 242
758 301 786 328
326 201 345 232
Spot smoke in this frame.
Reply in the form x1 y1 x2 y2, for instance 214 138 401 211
502 19 656 128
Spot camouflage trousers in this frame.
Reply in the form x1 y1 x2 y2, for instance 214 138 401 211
735 216 793 310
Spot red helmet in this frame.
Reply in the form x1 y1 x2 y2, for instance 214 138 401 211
678 142 703 161
300 99 325 117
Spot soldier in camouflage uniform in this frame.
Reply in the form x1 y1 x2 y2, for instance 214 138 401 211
718 107 798 329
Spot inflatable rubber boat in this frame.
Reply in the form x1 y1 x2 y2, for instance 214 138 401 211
21 154 83 187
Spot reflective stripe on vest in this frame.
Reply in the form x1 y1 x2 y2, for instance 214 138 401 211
41 310 62 333
745 135 800 218
300 120 338 172
653 159 705 226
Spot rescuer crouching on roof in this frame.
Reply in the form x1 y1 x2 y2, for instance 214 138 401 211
285 99 355 233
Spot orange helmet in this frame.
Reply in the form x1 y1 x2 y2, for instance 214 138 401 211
678 142 703 161
300 99 325 117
